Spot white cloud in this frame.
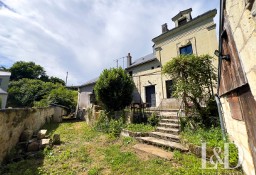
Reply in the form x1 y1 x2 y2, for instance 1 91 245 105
0 0 219 85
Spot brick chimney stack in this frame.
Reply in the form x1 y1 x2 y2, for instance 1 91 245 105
127 53 132 67
162 23 169 33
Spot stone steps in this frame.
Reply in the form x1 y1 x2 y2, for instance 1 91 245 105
158 122 179 128
160 119 179 123
156 127 180 135
160 115 178 119
136 137 188 152
149 132 180 143
133 143 173 160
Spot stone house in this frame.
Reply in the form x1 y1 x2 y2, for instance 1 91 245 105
216 0 256 174
76 8 218 115
77 77 98 110
0 71 11 109
126 8 218 109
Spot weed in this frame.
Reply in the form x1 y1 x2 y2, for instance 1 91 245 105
88 167 101 175
125 123 155 132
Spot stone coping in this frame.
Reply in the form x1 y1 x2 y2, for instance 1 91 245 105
120 129 149 137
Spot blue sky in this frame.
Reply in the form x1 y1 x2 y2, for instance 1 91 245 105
0 0 219 85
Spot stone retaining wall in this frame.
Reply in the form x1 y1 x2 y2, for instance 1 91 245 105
0 107 66 163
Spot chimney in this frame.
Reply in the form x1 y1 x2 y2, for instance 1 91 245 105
127 53 132 67
162 23 168 33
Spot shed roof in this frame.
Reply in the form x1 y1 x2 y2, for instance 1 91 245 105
79 77 98 87
0 88 7 94
0 71 11 76
126 53 157 69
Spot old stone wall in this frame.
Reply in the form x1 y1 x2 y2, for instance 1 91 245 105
221 98 255 175
0 107 65 163
221 1 256 174
225 0 256 100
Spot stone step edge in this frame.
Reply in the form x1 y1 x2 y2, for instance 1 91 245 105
133 143 173 160
136 137 188 152
149 132 180 143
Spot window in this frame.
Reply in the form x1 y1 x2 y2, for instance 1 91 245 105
0 78 2 86
129 71 133 77
179 44 193 55
166 80 173 98
178 18 187 26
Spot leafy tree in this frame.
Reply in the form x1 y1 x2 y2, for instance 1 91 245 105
162 54 217 127
7 79 59 107
94 67 134 112
48 76 65 86
47 86 77 112
9 61 46 81
0 66 8 71
39 75 65 85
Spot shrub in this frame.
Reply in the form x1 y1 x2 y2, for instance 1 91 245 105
147 112 160 126
94 67 134 113
94 111 125 137
163 54 217 128
125 124 155 132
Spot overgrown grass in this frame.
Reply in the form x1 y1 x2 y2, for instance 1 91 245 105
125 123 155 132
181 127 223 147
1 122 243 175
181 127 240 168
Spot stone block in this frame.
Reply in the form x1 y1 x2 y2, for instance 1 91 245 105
240 10 256 42
19 129 33 142
37 129 47 139
247 70 256 98
233 27 245 52
53 134 60 145
27 141 39 152
39 139 51 149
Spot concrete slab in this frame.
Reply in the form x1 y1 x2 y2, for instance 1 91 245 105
133 143 173 160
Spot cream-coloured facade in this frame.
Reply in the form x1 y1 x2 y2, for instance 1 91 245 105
0 71 11 109
126 8 218 109
217 0 256 174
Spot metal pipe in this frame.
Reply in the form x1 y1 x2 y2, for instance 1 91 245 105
215 0 227 142
215 94 227 142
217 0 225 95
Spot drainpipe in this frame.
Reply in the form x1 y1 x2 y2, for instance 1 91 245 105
155 47 164 100
215 0 227 141
215 95 226 142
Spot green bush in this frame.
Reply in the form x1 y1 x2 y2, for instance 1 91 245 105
94 111 124 137
181 127 239 167
125 124 155 133
147 112 160 126
94 67 134 112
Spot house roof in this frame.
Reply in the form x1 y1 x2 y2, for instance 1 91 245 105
152 9 217 43
0 71 11 76
0 88 7 94
79 77 98 87
126 53 157 70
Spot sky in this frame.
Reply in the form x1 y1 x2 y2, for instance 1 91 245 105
0 0 219 86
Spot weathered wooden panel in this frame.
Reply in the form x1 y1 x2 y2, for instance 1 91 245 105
227 92 243 121
239 85 256 168
219 11 247 96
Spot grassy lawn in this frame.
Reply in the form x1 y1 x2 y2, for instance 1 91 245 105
1 121 244 175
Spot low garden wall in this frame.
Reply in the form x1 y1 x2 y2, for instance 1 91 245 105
0 106 66 163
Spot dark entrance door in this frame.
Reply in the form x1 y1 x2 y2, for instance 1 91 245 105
166 80 173 98
145 85 156 107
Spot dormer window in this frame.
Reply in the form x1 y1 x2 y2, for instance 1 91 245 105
172 8 192 27
178 18 187 26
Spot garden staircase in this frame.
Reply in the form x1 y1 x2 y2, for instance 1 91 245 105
136 111 188 152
